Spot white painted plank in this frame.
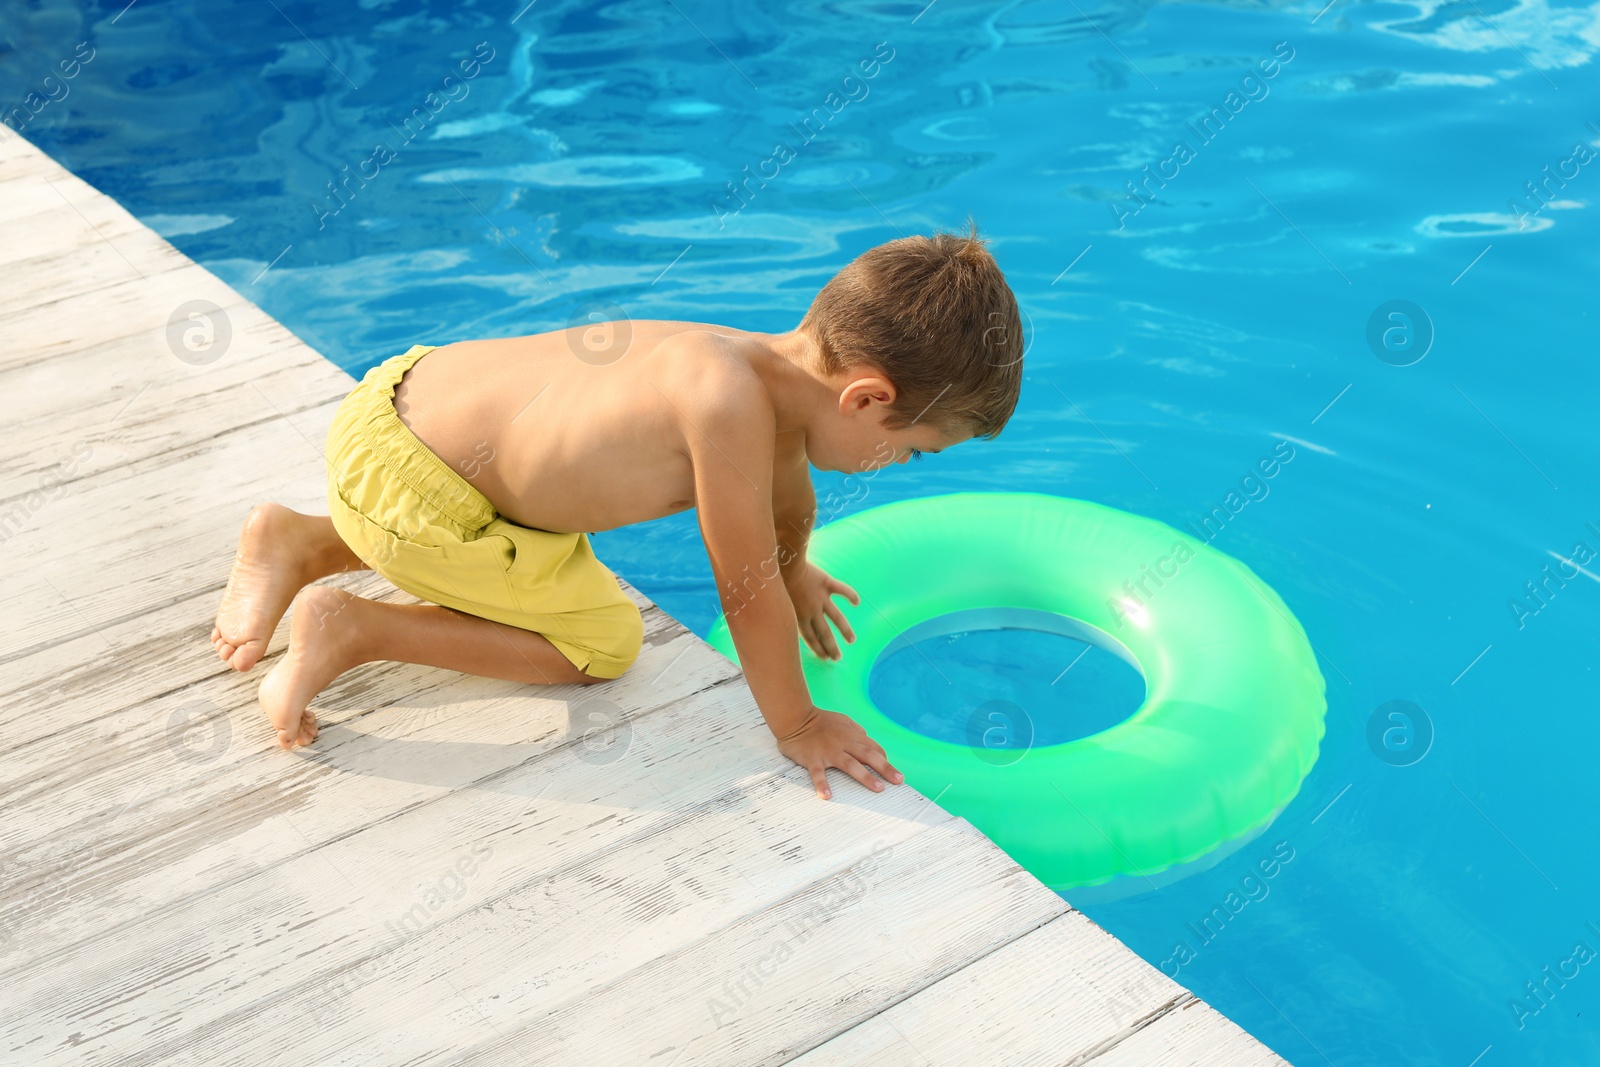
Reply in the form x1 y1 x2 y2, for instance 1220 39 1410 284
126 771 961 1067
0 326 349 501
0 564 384 718
2 218 186 307
0 163 122 214
0 263 263 372
0 396 340 655
0 175 186 311
0 131 59 181
0 582 687 838
789 910 1195 1067
0 605 731 945
3 752 954 1065
0 194 153 270
0 551 668 803
0 567 631 756
438 818 1066 1067
1081 997 1291 1066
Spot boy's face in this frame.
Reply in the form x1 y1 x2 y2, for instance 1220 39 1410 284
813 372 969 473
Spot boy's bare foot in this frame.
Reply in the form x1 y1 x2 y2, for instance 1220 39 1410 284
213 504 351 672
258 585 367 749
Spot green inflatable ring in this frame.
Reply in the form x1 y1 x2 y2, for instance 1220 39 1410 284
706 491 1327 893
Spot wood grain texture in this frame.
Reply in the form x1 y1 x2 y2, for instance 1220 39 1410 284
109 768 966 1067
0 264 258 373
0 400 343 656
0 129 1292 1067
0 321 345 500
1079 998 1293 1067
445 818 1069 1067
0 634 738 972
789 910 1198 1067
0 193 153 271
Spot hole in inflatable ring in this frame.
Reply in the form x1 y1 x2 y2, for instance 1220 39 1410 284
867 607 1148 751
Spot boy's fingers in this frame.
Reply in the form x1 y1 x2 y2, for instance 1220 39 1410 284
809 621 831 660
824 601 856 644
840 753 885 792
801 615 842 660
798 618 821 657
828 577 860 605
808 765 832 800
855 746 904 784
819 621 840 660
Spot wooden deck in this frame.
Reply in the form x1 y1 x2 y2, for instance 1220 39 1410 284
0 127 1289 1066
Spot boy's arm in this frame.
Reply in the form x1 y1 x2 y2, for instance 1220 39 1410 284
771 431 815 581
671 353 901 799
771 436 860 662
684 382 811 740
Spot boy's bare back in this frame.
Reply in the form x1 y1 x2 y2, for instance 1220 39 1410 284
392 321 766 536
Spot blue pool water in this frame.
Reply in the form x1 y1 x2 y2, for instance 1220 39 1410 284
6 0 1598 1060
872 622 1147 749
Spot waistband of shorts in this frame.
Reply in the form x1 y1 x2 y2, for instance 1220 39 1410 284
350 344 499 533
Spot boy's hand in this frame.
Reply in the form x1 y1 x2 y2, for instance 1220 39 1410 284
776 706 903 800
784 562 859 661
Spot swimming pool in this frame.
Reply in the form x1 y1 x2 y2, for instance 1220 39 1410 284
6 0 1596 1061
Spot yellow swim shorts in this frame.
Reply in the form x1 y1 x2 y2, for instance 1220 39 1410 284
324 344 643 680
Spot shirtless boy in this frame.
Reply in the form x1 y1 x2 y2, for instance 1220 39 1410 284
210 225 1025 801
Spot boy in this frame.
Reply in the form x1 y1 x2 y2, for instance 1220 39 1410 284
211 224 1024 800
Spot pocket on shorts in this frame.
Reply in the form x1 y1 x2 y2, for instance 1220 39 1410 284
498 523 631 620
494 521 580 586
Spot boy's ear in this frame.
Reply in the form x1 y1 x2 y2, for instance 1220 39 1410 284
839 375 896 415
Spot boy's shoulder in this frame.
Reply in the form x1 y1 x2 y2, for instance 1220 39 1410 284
646 328 774 417
640 329 788 471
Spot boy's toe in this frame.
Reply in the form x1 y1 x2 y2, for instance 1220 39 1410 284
279 712 318 749
227 639 266 672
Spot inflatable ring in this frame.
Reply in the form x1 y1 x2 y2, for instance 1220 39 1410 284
706 491 1327 894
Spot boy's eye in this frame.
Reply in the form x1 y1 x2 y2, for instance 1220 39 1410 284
909 448 924 461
